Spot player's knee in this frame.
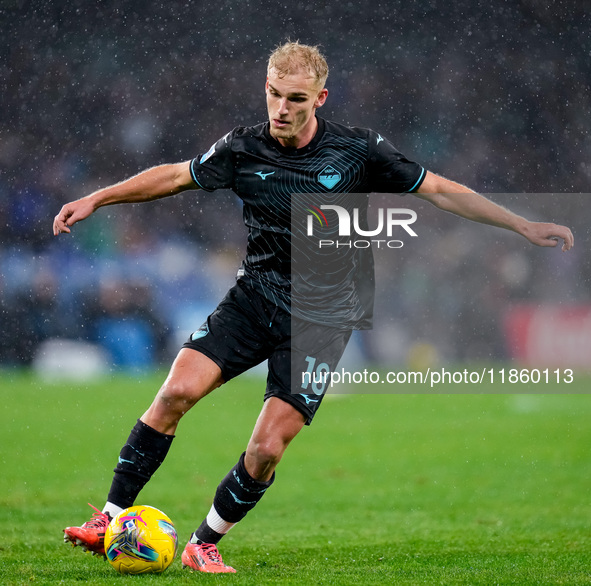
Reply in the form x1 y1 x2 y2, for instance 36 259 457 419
157 377 206 413
249 436 286 468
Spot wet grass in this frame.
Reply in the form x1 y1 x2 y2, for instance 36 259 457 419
1 368 591 584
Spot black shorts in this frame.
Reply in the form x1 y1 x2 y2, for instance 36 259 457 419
182 279 351 424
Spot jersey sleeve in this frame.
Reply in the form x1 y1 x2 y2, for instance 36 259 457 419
366 130 426 194
189 129 236 192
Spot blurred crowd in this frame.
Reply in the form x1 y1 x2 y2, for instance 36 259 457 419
1 1 589 368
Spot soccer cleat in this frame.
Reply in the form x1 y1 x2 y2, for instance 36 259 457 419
63 503 111 556
181 541 236 573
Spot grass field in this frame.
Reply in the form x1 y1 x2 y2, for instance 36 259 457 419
1 368 591 585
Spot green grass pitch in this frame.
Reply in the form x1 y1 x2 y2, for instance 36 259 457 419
1 368 591 584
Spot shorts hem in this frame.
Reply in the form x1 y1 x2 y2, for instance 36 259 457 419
264 392 318 426
181 342 233 383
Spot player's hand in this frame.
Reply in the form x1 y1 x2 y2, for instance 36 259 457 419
53 197 95 235
524 222 574 251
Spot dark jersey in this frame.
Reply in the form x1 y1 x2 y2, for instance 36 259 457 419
190 117 425 329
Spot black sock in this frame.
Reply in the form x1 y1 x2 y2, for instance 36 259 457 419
193 452 275 544
107 419 174 509
192 524 224 545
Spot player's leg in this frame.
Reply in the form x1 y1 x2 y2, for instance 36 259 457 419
63 349 223 555
141 347 224 435
104 349 223 512
244 396 306 481
181 318 351 573
182 397 305 573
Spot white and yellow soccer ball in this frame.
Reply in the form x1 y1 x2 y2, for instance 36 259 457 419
105 505 178 574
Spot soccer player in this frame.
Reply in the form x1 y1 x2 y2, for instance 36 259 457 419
54 42 573 574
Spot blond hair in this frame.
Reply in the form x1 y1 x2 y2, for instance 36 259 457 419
267 41 329 88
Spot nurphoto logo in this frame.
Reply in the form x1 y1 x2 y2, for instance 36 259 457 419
306 205 418 248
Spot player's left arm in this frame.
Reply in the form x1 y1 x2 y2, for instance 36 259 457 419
414 171 574 251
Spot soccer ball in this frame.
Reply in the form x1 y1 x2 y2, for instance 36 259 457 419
105 505 178 574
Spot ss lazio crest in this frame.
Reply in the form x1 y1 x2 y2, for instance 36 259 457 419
317 165 341 189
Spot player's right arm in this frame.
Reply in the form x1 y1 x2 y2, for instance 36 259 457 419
53 161 196 235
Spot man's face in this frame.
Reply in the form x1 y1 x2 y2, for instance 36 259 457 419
266 67 328 147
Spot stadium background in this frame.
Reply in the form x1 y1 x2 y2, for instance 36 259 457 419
1 0 589 374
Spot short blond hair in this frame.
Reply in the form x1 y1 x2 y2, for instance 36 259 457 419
267 41 329 88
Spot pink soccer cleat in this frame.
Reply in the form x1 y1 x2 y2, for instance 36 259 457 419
181 541 236 573
63 503 110 556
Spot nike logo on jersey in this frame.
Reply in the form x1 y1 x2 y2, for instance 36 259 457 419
255 171 275 180
376 134 384 145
